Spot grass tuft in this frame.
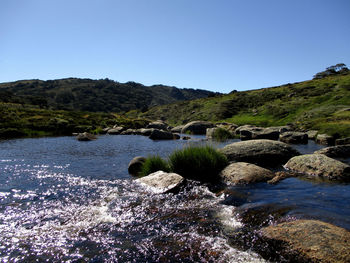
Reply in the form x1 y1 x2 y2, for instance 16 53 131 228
139 155 170 177
168 145 228 182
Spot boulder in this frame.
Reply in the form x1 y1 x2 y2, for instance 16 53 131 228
316 134 335 146
107 127 124 135
277 126 293 134
76 132 97 141
171 125 184 133
260 220 350 263
284 154 350 181
251 127 280 140
236 126 279 140
219 162 274 184
147 121 168 130
306 130 318 140
120 129 136 135
136 171 185 194
181 121 214 135
99 127 111 134
128 156 146 176
336 137 350 145
314 145 350 158
216 123 238 132
149 129 175 140
279 131 308 144
182 136 191 140
139 128 154 136
219 139 300 167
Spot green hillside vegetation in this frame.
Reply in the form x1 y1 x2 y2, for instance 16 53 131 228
0 102 148 139
0 78 217 113
131 68 350 138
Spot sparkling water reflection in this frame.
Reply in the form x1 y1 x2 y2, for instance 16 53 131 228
1 136 349 262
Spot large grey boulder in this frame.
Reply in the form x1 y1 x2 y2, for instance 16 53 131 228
149 129 176 140
181 121 214 135
219 162 274 184
316 134 335 146
128 156 146 176
279 131 308 144
76 132 97 141
107 127 124 135
261 220 350 263
147 121 168 130
314 145 350 158
284 154 350 181
336 137 350 145
219 139 300 166
136 171 185 194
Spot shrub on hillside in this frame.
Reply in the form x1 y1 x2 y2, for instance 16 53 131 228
169 145 228 182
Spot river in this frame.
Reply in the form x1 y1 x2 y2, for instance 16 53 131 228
0 135 349 262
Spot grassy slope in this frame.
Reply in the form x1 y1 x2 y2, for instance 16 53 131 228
132 72 350 138
0 103 149 139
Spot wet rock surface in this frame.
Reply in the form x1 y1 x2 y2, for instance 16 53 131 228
136 171 185 194
219 139 300 167
260 220 350 263
267 171 299 184
284 154 350 181
220 162 274 185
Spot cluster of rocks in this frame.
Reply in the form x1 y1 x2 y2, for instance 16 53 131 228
126 124 350 262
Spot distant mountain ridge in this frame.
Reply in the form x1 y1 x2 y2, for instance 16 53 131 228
0 78 219 112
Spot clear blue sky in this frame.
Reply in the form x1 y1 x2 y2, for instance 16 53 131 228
1 0 349 93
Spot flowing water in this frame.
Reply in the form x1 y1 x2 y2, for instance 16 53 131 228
0 135 349 262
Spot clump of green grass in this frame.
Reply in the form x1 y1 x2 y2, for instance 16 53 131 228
211 127 234 141
139 155 170 177
168 145 228 182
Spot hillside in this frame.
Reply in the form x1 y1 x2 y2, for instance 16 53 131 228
130 71 350 138
0 78 218 113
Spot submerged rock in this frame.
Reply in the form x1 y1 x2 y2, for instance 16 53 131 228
149 129 176 140
219 162 274 184
315 145 350 158
181 121 214 135
260 220 350 263
284 154 350 181
219 139 300 167
128 156 146 176
279 131 308 144
136 171 185 194
76 132 97 141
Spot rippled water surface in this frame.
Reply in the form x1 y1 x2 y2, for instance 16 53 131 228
0 136 349 262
